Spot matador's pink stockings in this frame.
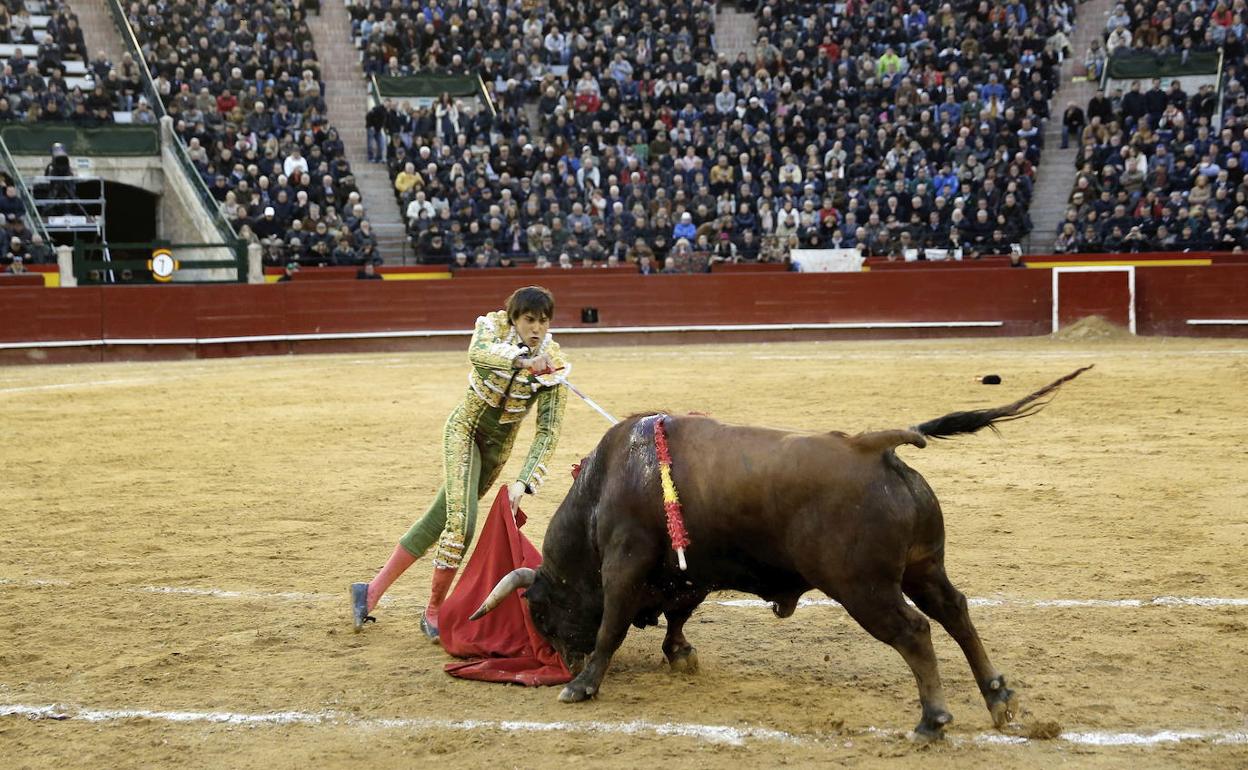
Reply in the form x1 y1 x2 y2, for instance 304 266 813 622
366 544 416 611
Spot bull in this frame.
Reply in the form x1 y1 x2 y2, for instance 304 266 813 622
472 368 1090 739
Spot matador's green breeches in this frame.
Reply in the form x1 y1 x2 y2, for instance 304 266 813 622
398 396 520 568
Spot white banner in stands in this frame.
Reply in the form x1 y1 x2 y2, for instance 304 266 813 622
790 248 864 273
904 248 964 262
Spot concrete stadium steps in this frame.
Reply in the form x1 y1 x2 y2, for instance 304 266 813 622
1027 0 1117 253
306 1 406 263
371 222 409 262
715 2 758 63
72 0 128 70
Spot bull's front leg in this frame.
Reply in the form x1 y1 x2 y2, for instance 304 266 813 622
559 552 649 703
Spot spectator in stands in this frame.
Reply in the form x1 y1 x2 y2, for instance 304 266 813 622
28 234 52 264
710 232 739 265
395 162 421 197
4 235 29 265
4 255 25 274
737 230 761 261
0 186 23 220
283 147 310 182
331 234 357 265
1058 3 1248 253
366 99 387 163
253 206 282 244
125 0 370 260
672 212 696 243
357 258 383 280
357 0 1062 265
1061 102 1085 150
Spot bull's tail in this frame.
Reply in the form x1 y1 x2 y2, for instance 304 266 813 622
912 366 1092 440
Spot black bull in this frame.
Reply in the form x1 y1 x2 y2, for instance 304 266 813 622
472 367 1091 739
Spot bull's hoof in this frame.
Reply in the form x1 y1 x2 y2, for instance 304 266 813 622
558 681 597 703
987 677 1020 728
770 598 798 618
911 710 952 743
667 647 699 674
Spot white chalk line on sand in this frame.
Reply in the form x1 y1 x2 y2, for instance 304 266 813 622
593 348 1248 362
0 377 164 394
3 702 1246 749
3 579 1246 611
718 597 1248 609
0 703 790 746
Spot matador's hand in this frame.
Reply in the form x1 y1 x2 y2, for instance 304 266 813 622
527 354 555 375
507 480 527 513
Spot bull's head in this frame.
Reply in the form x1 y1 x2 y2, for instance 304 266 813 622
471 567 600 671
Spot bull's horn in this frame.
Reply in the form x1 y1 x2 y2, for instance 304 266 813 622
469 567 536 620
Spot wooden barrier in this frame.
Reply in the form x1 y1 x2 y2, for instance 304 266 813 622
1136 265 1248 336
2 265 1246 363
865 257 1015 270
0 274 44 286
449 266 638 278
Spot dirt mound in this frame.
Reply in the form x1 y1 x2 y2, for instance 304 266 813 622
1026 720 1064 740
1052 315 1134 341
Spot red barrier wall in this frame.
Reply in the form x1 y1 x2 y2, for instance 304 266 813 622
0 274 43 286
1136 265 1248 336
1056 270 1132 329
3 265 1246 363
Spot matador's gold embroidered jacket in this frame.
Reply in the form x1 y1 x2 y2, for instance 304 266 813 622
466 310 568 494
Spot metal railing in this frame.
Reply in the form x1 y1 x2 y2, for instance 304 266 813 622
166 122 238 243
369 74 382 109
105 0 238 244
74 240 249 284
103 0 166 121
0 133 53 245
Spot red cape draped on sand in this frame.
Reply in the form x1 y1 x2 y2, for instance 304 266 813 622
438 487 572 686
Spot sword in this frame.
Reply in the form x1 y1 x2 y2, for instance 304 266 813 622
558 376 619 425
523 348 618 425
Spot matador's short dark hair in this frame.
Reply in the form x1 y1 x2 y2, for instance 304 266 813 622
505 285 555 322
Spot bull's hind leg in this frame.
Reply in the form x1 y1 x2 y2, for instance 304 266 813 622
661 601 701 673
838 584 953 741
903 559 1019 728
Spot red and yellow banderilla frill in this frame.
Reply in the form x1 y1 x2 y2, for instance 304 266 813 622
654 416 690 570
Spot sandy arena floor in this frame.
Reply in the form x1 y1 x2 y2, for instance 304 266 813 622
1 336 1246 769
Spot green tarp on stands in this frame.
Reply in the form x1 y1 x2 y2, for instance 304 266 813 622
0 125 160 156
374 73 482 99
1106 50 1221 80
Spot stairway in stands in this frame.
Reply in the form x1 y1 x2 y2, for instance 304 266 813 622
72 0 127 67
1027 0 1118 253
715 2 758 63
306 3 408 263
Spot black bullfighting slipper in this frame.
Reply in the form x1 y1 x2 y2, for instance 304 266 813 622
351 582 375 632
419 611 440 642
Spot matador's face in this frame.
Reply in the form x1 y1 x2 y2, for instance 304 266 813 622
514 312 550 350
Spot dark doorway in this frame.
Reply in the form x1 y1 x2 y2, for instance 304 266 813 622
71 181 160 284
103 181 158 252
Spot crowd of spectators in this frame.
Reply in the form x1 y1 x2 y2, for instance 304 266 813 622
0 171 53 271
1057 1 1248 252
127 0 379 267
0 0 147 124
350 0 1068 269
